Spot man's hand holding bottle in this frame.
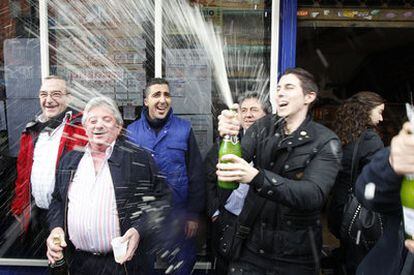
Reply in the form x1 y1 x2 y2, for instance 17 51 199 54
216 104 259 185
218 104 241 137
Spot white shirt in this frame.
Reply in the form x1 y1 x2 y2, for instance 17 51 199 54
68 143 121 253
224 183 250 216
30 122 65 209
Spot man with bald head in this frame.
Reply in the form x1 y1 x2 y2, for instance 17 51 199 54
10 75 87 257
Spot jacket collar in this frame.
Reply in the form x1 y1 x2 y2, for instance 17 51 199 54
25 108 81 133
65 149 85 170
141 107 173 131
64 138 124 170
277 115 315 149
108 139 125 167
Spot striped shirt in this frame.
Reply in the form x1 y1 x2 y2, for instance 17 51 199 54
67 143 120 253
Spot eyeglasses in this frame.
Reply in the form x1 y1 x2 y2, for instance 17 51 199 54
38 91 69 99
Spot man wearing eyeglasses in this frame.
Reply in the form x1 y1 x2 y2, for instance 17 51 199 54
10 75 87 257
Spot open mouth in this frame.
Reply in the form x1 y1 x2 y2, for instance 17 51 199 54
45 105 59 109
278 102 289 108
156 106 168 113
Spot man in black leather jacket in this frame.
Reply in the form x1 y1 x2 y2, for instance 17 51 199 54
217 68 342 274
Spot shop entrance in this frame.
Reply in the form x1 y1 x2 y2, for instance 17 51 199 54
296 3 414 144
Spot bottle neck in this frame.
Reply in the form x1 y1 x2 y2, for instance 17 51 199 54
223 134 239 144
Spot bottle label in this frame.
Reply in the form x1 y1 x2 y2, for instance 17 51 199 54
403 206 414 236
230 135 239 145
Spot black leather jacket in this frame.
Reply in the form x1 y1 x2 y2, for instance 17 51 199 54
237 114 342 268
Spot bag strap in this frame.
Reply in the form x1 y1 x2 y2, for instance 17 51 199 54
349 130 368 191
235 194 266 240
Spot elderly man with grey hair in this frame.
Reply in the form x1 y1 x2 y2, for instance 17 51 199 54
205 91 271 274
46 96 170 275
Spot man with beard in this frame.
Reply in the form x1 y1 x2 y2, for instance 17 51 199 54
10 75 87 257
127 78 205 274
216 68 342 274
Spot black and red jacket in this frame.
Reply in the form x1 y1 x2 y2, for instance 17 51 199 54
11 111 87 231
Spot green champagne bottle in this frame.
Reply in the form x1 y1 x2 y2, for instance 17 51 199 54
401 175 414 239
218 133 242 190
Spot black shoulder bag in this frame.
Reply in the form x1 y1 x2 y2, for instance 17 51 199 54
340 131 384 249
218 194 266 261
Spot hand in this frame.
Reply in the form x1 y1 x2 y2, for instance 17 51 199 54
389 122 414 175
216 154 259 184
218 104 241 137
185 220 199 239
119 228 140 264
46 227 66 265
405 239 414 253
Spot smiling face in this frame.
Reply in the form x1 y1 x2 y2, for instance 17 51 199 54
84 106 121 152
39 78 70 120
275 73 316 123
239 98 267 130
144 84 171 120
370 103 385 126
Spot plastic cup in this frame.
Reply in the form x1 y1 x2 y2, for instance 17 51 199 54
111 237 128 263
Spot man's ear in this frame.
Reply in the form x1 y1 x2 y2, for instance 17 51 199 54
305 91 316 105
144 97 148 107
63 93 72 109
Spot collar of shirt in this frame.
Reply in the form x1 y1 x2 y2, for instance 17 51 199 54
84 140 116 160
38 110 73 136
37 109 72 123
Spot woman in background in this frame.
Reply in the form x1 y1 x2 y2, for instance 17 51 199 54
328 91 385 275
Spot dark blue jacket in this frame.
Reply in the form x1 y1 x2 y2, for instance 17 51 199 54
127 110 204 219
355 148 408 275
47 139 171 271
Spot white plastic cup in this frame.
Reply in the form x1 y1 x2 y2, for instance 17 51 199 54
111 237 128 263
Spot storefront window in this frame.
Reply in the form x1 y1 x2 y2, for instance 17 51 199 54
0 0 42 261
0 0 270 266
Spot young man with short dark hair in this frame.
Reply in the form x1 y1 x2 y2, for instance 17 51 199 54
127 78 205 274
217 68 342 274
